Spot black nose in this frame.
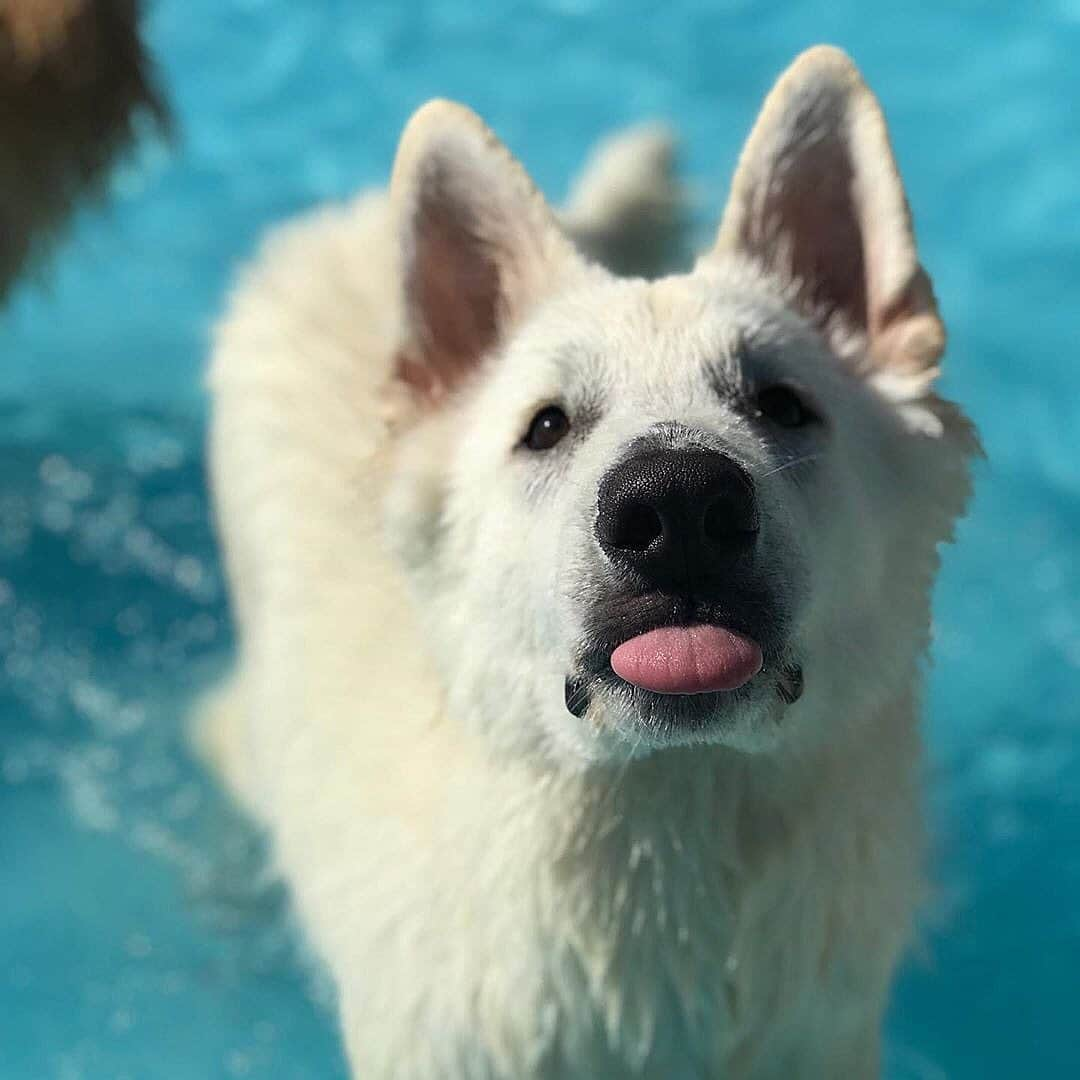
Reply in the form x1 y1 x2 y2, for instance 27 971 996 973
596 449 758 593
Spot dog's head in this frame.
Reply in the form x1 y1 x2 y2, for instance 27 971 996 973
382 47 977 764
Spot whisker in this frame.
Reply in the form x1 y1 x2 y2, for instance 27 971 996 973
755 453 821 479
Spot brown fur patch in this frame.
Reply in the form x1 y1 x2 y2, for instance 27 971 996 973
0 0 169 295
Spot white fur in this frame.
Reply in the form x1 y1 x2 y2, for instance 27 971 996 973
201 47 977 1079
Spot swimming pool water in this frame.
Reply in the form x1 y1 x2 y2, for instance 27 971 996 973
2 2 1078 1076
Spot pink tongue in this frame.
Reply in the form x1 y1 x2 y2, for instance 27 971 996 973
610 624 763 695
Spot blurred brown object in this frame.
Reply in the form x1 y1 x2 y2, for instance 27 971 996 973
0 0 169 295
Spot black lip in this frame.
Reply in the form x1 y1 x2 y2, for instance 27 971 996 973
564 675 592 718
577 586 785 681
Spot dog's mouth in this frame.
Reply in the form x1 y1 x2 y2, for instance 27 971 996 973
567 590 802 725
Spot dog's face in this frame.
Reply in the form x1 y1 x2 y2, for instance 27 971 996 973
384 48 977 764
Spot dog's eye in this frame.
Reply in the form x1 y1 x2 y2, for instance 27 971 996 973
523 405 570 451
754 385 820 428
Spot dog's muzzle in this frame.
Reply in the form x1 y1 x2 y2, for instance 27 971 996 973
564 442 803 722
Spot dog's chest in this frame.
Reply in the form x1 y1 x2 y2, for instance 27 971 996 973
353 758 914 1079
527 823 862 1075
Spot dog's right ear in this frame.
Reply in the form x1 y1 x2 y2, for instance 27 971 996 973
391 101 582 402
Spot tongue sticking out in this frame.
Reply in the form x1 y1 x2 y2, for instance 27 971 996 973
610 625 763 695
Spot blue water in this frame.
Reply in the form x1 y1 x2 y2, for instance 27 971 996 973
2 2 1077 1076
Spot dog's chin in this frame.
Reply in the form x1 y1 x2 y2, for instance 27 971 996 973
575 668 796 756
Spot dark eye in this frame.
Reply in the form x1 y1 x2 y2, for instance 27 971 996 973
754 385 820 428
523 405 570 451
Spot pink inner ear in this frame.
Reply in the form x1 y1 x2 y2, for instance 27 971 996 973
742 115 868 334
395 351 441 402
716 49 945 378
405 164 503 394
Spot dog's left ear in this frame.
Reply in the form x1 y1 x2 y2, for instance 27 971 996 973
706 46 944 389
391 100 583 401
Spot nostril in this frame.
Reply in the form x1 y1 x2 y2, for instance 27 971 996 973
702 495 758 543
597 449 759 570
614 501 664 551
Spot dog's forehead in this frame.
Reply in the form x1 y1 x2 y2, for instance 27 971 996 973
523 269 818 393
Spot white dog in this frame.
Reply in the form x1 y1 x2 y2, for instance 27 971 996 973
201 46 977 1079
